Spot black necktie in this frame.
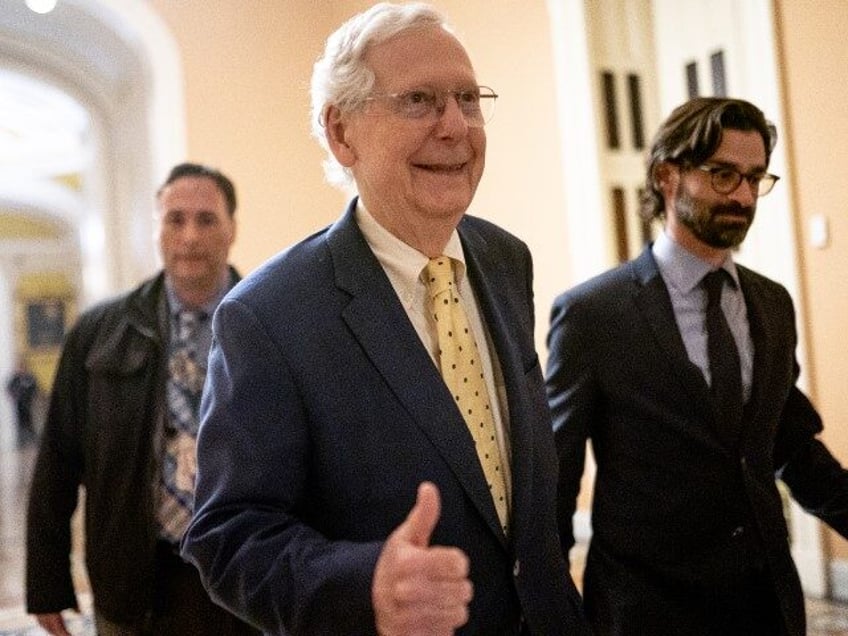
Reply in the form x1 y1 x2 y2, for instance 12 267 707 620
702 270 743 446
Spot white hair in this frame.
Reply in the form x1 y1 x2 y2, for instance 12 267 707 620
309 2 453 189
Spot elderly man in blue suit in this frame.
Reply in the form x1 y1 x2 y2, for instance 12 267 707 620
181 3 589 635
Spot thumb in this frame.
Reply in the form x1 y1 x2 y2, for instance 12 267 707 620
398 481 441 547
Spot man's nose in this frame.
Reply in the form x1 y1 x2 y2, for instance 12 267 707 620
434 93 469 134
180 220 204 241
728 177 757 206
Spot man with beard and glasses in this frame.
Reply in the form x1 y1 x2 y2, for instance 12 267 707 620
545 97 848 636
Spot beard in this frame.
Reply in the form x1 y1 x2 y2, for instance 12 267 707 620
673 186 756 249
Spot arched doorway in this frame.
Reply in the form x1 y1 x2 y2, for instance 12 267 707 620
0 0 185 445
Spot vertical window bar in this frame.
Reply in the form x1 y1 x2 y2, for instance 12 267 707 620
627 74 645 150
602 71 620 149
711 50 727 96
612 187 628 263
686 61 699 98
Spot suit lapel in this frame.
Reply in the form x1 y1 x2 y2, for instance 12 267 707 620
326 203 506 541
736 266 780 441
634 249 772 450
460 221 537 544
630 248 710 404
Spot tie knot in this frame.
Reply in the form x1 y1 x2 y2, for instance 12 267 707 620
702 270 730 307
425 256 455 298
177 310 206 341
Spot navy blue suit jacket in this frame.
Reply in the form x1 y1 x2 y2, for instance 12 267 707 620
182 200 588 635
546 246 848 635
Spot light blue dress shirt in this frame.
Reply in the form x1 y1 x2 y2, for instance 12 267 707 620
652 232 753 401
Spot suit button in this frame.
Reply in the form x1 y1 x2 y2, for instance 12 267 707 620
513 559 521 577
731 526 745 538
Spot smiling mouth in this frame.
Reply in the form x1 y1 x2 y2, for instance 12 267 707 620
416 162 466 173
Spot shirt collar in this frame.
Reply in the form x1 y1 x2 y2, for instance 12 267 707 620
652 230 739 294
355 200 468 289
164 273 230 319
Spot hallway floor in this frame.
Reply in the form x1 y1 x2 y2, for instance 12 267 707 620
0 444 92 634
4 445 848 635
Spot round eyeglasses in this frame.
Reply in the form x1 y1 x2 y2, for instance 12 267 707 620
693 164 780 197
366 85 498 127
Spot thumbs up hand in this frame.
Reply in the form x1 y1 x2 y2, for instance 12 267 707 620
372 482 473 636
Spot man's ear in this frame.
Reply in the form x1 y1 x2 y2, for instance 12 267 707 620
653 161 678 196
325 105 356 168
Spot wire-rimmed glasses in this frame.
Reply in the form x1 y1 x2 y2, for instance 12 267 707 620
366 85 498 127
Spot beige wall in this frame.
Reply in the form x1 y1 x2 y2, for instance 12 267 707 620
147 0 848 562
147 0 572 336
775 0 848 561
147 2 346 273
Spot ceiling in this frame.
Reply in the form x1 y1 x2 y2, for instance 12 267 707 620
0 0 146 186
0 68 91 182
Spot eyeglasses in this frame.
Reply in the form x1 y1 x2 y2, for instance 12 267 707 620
365 85 498 127
693 164 780 197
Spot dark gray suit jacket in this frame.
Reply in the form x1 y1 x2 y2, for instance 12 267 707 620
182 199 589 635
546 246 848 636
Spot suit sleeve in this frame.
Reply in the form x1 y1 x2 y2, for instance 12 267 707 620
545 293 594 559
776 384 848 537
181 297 382 634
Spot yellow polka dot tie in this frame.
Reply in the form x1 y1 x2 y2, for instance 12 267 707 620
426 256 510 535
